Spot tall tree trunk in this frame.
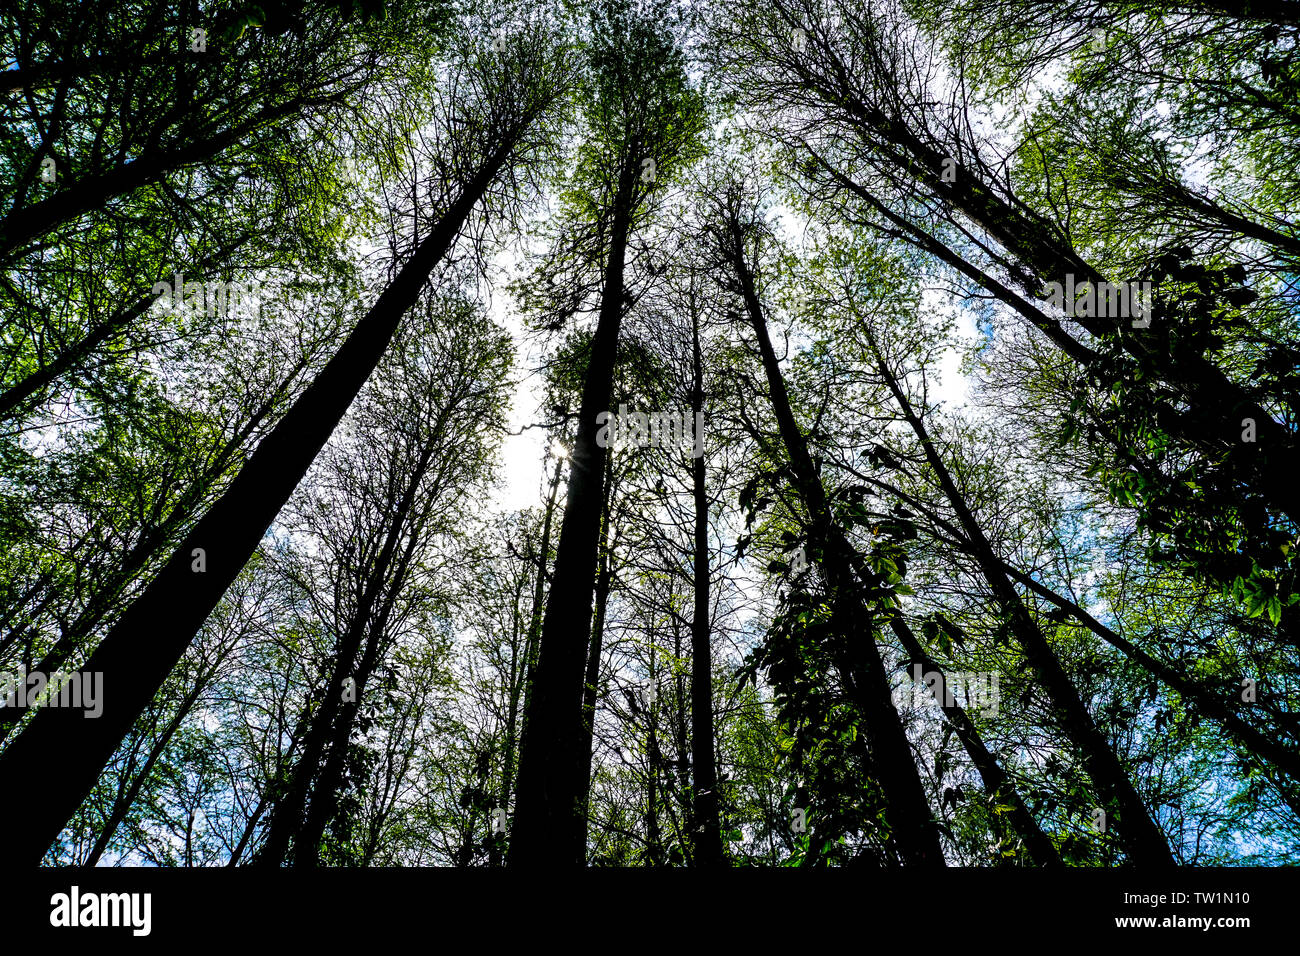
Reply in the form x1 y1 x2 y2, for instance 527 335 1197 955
262 437 439 867
0 233 251 421
0 149 514 866
509 451 565 826
859 318 1175 866
688 306 724 868
491 574 529 866
257 568 385 866
578 456 616 828
0 98 308 262
226 789 272 867
509 167 634 867
293 455 441 867
725 222 944 867
225 698 320 866
293 621 384 867
900 489 1300 785
886 616 1062 866
645 670 662 867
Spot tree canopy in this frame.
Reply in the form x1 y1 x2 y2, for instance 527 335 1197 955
1 0 1297 873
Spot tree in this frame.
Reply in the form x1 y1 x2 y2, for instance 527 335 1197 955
509 0 705 866
0 24 575 864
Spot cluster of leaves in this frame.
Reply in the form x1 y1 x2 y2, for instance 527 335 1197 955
1057 248 1298 628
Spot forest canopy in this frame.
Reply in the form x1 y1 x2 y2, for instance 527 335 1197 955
0 0 1297 869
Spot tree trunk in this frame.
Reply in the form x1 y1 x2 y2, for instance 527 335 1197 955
263 436 439 867
293 621 383 866
491 574 529 866
0 234 251 421
515 453 566 761
0 149 513 866
509 167 634 867
860 317 1175 866
688 305 724 868
726 223 944 866
578 455 616 828
293 458 440 867
0 99 306 262
886 616 1062 867
645 675 662 867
